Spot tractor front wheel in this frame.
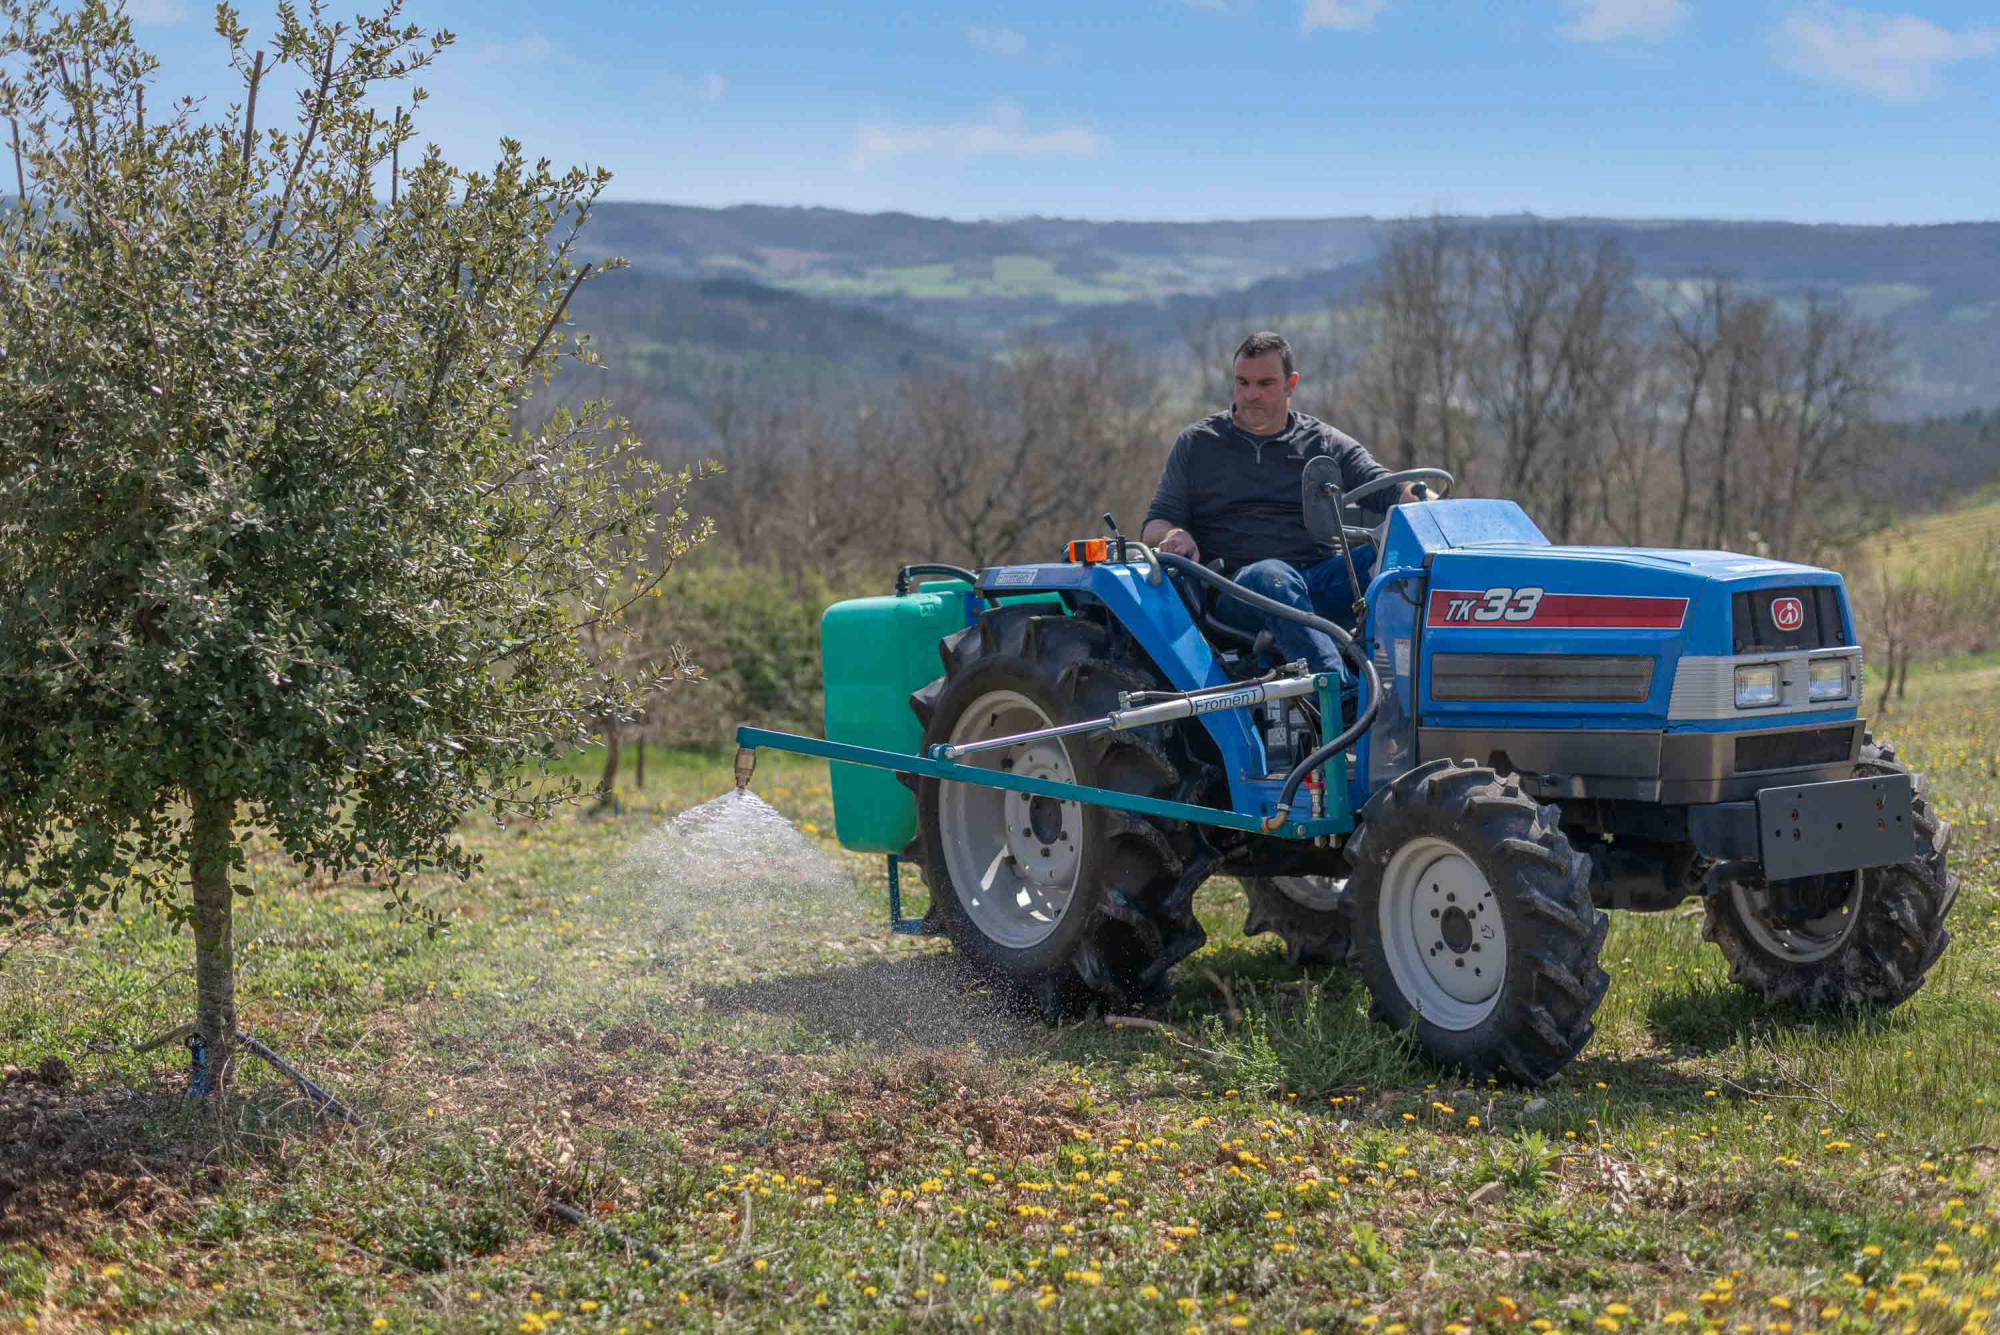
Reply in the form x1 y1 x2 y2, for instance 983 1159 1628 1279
1703 738 1954 1009
1345 759 1609 1083
1243 875 1352 967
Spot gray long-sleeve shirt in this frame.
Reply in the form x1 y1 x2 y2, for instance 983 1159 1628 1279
1143 409 1392 568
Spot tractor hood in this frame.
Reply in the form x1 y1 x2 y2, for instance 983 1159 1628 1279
1376 500 1861 738
1423 543 1847 657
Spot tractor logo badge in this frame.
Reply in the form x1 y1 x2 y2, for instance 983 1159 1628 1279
1771 597 1805 632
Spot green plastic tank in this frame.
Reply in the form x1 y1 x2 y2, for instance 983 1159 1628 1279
820 581 974 854
821 581 1064 853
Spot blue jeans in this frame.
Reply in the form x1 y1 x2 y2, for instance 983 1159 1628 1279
1213 546 1374 674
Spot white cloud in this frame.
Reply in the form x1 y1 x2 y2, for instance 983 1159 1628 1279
965 25 1029 58
1301 0 1387 32
1182 0 1240 12
851 101 1105 170
1775 5 2000 101
471 32 554 65
1559 0 1688 44
701 72 726 103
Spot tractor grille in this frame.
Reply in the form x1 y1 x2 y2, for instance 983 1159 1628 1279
1732 586 1847 654
1431 653 1654 703
1734 725 1855 773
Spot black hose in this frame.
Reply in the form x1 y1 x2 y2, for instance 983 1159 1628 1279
1157 552 1382 827
895 563 978 596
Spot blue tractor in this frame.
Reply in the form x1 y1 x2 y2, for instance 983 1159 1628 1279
735 468 1956 1083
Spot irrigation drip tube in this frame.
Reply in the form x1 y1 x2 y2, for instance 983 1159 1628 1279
1155 551 1383 829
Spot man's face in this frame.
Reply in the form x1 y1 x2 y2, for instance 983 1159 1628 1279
1232 352 1297 435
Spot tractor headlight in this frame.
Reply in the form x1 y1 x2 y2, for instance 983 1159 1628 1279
1734 663 1781 709
1808 657 1849 702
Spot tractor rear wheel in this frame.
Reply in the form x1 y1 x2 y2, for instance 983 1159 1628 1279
910 606 1209 1021
1345 759 1608 1083
1703 738 1955 1009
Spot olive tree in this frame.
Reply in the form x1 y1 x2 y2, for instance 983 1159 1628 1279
0 0 706 1086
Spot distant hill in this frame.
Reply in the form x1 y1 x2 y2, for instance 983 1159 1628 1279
559 268 969 429
582 203 2000 414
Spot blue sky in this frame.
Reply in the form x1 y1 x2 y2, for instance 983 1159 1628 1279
120 0 1999 223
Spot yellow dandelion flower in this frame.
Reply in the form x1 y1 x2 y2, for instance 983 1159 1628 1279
990 1279 1011 1293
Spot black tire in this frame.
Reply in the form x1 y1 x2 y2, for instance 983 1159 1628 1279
1345 759 1609 1084
909 606 1210 1022
1243 876 1353 967
1703 737 1955 1008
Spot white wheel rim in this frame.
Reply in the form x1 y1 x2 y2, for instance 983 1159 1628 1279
1269 875 1345 913
939 690 1083 950
1729 874 1862 964
1378 835 1506 1031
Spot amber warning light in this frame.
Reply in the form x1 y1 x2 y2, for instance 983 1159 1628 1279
1066 538 1111 564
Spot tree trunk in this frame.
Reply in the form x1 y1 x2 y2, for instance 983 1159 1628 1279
597 721 620 802
634 735 646 789
189 789 238 1094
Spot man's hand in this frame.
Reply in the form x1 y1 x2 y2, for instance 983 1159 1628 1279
1142 519 1200 561
1397 482 1436 505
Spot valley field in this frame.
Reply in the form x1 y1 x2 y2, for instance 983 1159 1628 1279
2 658 1997 1334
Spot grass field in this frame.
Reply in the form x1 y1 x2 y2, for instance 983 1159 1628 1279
1868 499 2000 579
2 658 1998 1335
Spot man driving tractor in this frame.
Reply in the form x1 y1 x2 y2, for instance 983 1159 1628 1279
1140 331 1427 675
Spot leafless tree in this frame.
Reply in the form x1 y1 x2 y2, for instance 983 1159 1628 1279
1359 217 1484 481
1176 292 1255 410
909 333 1167 568
1462 227 1634 542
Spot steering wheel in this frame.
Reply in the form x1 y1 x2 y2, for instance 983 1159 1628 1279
1339 467 1456 512
1304 463 1457 551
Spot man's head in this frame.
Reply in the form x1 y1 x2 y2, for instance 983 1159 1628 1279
1230 331 1297 436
